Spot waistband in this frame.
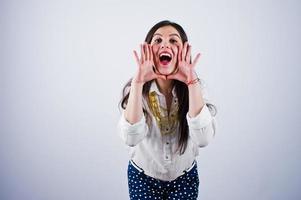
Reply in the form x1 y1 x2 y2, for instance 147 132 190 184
130 160 144 173
130 159 196 175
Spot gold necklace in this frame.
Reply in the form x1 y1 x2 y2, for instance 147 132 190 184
148 91 179 135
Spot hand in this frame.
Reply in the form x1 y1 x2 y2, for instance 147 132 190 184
167 42 201 84
133 43 166 84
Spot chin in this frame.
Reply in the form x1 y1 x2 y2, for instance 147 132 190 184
157 64 176 75
157 68 173 75
158 71 170 75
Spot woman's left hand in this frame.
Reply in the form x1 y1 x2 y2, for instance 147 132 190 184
167 42 201 84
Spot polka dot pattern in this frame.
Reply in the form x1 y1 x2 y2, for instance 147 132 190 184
127 161 199 200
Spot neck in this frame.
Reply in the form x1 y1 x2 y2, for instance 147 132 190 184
156 79 174 96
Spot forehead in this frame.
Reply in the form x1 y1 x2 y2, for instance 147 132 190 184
153 25 180 37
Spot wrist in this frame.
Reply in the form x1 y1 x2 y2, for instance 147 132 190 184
186 71 199 86
187 77 200 86
131 77 145 86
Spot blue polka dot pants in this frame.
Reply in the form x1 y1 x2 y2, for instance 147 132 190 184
127 161 199 200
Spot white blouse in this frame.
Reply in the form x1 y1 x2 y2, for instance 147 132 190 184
118 80 216 181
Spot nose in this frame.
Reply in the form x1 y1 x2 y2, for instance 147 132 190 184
160 41 170 49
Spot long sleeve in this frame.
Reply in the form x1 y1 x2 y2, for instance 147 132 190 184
118 110 149 147
186 104 216 147
186 79 217 147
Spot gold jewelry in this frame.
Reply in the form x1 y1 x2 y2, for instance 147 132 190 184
148 91 178 135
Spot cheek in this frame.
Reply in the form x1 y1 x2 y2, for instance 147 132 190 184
172 46 180 58
152 47 159 59
151 46 159 56
151 46 160 64
177 44 183 50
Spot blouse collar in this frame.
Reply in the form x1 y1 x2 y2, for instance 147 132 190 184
149 80 177 97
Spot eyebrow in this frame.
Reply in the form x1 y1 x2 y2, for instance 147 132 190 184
153 33 181 38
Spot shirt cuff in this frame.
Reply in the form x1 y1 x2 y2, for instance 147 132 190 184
186 104 213 129
120 110 146 134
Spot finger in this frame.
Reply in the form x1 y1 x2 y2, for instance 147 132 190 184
145 43 149 60
166 74 182 81
178 46 182 62
140 44 145 61
149 44 153 61
186 45 191 63
133 50 140 65
182 42 188 61
192 53 201 68
154 74 166 80
167 74 177 80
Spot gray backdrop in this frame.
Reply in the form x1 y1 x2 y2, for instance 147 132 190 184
1 0 301 199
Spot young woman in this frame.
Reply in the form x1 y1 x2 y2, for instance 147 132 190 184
118 20 217 200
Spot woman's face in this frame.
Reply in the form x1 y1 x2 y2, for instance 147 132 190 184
151 25 183 75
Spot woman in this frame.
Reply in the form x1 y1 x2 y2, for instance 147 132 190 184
118 20 217 200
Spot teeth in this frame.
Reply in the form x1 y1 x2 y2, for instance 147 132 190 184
160 53 171 57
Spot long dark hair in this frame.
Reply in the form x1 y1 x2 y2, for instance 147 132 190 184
119 20 212 154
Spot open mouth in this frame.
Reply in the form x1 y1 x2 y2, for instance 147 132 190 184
159 52 172 65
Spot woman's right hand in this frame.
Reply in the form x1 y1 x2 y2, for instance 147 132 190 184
133 43 166 84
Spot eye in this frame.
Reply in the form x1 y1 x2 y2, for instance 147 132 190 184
154 38 162 43
170 39 178 44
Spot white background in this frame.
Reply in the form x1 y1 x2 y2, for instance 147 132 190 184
1 0 301 199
